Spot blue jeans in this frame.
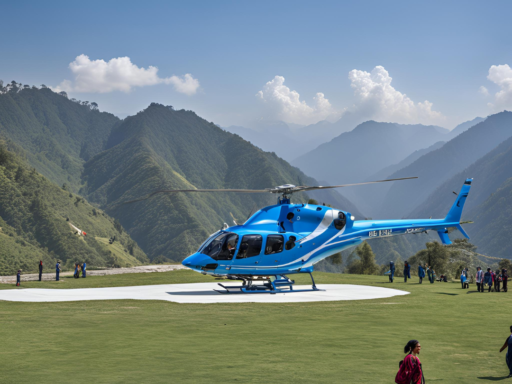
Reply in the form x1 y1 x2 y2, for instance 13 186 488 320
56 271 60 281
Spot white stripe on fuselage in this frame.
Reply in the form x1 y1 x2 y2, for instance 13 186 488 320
299 209 336 244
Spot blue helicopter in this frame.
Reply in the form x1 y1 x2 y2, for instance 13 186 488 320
127 177 472 294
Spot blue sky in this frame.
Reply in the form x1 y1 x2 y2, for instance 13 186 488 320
1 0 511 128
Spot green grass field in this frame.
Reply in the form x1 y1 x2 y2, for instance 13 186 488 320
0 271 510 383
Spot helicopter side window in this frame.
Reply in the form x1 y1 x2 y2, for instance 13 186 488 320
201 232 238 260
285 235 296 250
217 233 239 260
265 235 284 255
334 212 346 231
236 235 263 259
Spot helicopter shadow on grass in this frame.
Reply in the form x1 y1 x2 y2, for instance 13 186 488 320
166 290 220 296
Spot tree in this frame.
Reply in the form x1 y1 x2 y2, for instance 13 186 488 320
307 198 318 205
15 166 24 182
347 242 379 275
499 259 512 272
329 252 342 265
41 84 48 88
91 102 98 110
412 241 450 275
59 91 68 98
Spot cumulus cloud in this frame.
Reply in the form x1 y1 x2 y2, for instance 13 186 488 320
479 86 489 97
52 55 199 95
347 66 444 125
486 64 512 110
256 76 340 125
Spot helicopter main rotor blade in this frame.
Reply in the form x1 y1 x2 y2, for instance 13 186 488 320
295 176 418 192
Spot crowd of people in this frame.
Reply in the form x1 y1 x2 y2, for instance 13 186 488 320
473 266 508 292
387 261 438 284
13 260 87 286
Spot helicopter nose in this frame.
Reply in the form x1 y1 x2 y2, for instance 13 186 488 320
182 253 213 271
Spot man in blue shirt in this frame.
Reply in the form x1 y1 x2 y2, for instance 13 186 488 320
56 261 61 281
418 264 425 284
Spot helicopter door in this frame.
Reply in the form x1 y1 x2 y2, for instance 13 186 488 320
260 234 285 268
278 206 296 233
233 235 264 271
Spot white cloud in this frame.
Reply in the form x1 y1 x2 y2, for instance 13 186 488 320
347 66 444 125
479 86 489 97
486 64 512 111
256 75 340 125
52 54 199 95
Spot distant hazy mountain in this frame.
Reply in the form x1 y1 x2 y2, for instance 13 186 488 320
342 141 446 217
379 111 512 219
408 133 512 258
447 116 485 140
83 103 363 261
293 121 448 188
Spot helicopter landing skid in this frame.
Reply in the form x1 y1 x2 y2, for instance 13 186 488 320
215 273 321 294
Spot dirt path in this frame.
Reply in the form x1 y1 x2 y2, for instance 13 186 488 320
0 265 187 284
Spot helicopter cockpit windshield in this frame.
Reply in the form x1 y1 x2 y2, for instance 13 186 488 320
200 232 239 261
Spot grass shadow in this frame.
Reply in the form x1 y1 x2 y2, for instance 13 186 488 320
437 292 459 296
477 376 510 381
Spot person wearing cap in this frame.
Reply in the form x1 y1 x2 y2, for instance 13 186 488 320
38 260 43 282
56 261 61 281
16 269 21 286
484 268 493 292
476 267 484 292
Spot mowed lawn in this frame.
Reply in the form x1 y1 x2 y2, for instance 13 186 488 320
0 271 510 383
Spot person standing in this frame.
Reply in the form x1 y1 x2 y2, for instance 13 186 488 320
495 270 502 292
56 261 61 281
16 269 21 287
418 264 425 284
395 340 424 384
484 268 493 292
430 268 436 283
74 263 79 279
404 261 411 283
461 271 468 289
389 261 395 283
82 262 86 278
476 267 484 292
38 260 43 282
426 266 432 283
500 326 512 378
503 269 509 293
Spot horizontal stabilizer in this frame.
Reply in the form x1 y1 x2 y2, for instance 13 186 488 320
456 224 470 239
437 230 452 245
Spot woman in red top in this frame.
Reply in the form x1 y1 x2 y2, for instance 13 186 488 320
396 340 424 384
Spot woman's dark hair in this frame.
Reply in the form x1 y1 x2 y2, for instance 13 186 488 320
509 325 512 333
404 340 419 354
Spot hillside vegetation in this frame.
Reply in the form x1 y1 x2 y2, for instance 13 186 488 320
0 84 119 191
82 103 362 262
0 141 148 275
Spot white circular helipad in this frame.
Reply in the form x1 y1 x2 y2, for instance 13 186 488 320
0 283 408 304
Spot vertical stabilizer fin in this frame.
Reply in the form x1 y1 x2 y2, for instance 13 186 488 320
456 224 470 239
445 178 472 223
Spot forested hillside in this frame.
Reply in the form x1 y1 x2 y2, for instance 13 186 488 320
82 103 362 262
0 82 119 191
0 140 148 275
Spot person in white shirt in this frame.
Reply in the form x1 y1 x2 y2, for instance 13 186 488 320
476 267 484 292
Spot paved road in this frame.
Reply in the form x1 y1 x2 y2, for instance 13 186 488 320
0 265 187 284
